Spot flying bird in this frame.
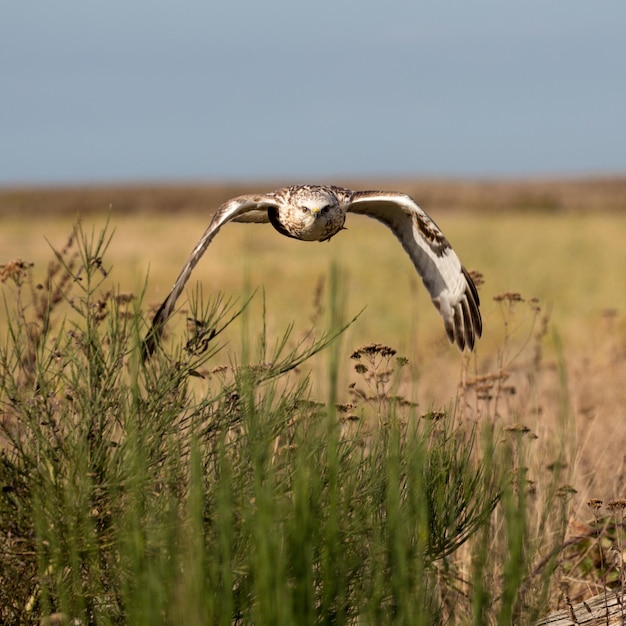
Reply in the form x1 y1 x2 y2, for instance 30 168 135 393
143 185 482 358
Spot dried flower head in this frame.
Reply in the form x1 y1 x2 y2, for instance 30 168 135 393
336 403 356 413
0 259 34 285
422 410 446 421
587 498 603 512
467 269 485 288
115 292 135 305
340 414 361 423
607 499 626 513
556 484 577 498
504 423 532 435
493 291 524 303
351 343 397 359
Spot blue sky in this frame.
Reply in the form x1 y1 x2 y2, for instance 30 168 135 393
2 1 625 185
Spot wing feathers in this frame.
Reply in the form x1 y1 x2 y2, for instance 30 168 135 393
142 194 278 358
463 267 482 342
143 186 482 359
347 191 482 351
231 209 271 224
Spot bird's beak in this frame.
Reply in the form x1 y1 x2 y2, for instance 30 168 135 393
310 206 320 217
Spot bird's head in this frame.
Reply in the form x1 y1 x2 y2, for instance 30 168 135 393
284 185 345 242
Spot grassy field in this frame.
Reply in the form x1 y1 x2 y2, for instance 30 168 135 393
1 178 626 624
2 181 626 402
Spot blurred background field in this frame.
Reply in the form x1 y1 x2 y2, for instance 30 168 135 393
2 177 626 621
2 178 626 500
2 177 626 358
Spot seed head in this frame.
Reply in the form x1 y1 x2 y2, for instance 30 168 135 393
587 498 603 512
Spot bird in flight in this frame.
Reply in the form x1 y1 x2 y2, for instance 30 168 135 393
143 185 482 358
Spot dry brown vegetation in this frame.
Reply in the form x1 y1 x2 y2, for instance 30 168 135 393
2 176 626 216
2 176 626 621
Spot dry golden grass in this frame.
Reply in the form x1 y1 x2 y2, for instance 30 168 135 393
2 178 626 525
3 178 626 619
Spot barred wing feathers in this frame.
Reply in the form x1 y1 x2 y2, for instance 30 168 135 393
347 191 482 351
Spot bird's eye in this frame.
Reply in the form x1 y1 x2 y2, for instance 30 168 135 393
320 205 331 214
302 206 310 213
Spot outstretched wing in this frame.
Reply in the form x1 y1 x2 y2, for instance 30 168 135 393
347 191 482 351
143 193 279 358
